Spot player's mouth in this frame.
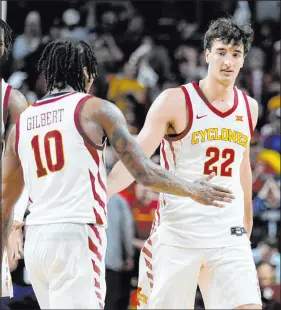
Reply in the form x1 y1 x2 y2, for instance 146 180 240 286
221 70 233 75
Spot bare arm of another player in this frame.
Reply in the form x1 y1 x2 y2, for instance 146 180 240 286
240 96 259 238
1 126 25 259
107 88 178 196
84 97 234 207
5 89 28 137
6 90 28 260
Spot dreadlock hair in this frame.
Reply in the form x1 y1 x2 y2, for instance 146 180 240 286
204 16 254 56
0 19 13 58
37 39 98 93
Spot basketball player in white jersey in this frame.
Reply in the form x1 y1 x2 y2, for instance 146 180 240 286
107 17 262 309
1 39 233 309
0 18 28 299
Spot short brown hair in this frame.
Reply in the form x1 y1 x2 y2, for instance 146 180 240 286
204 17 254 55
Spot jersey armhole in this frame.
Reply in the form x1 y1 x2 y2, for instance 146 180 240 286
164 85 193 141
3 85 12 129
74 95 106 151
242 92 254 137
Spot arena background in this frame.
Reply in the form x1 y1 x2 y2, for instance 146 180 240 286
1 1 280 309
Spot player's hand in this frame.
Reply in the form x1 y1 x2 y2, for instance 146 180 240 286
192 172 235 208
8 221 24 260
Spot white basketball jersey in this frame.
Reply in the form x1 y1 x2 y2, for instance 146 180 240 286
1 77 12 139
16 92 107 227
154 82 254 248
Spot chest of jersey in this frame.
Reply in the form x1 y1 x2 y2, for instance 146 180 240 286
161 83 252 181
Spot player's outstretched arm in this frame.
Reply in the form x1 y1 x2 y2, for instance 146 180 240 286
1 126 24 259
107 89 178 197
91 99 235 207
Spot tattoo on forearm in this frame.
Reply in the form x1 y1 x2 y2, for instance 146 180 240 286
102 103 195 197
109 126 195 197
110 126 147 180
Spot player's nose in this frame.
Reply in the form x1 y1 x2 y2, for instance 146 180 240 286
223 58 232 67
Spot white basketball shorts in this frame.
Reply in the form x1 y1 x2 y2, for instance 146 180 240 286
24 223 106 309
137 235 262 309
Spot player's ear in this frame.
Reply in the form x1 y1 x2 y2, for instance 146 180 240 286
83 67 90 81
205 49 210 64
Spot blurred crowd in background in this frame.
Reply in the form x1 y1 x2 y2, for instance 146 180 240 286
0 1 280 309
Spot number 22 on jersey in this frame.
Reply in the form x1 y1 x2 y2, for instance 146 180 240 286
31 130 65 178
203 147 235 177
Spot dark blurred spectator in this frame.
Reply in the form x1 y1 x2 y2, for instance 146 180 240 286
105 194 135 310
61 8 89 41
257 262 281 310
260 96 280 139
118 13 146 60
253 237 280 284
256 1 280 23
107 61 146 133
174 44 200 84
89 29 124 73
233 1 252 25
130 182 158 241
12 11 42 70
243 46 267 120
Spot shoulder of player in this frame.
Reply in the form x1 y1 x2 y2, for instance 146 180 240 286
244 94 258 108
243 94 259 127
150 87 186 114
8 89 28 113
83 96 123 121
244 94 259 115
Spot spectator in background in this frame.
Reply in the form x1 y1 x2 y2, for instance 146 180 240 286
130 182 158 242
174 44 200 84
89 27 124 73
257 262 281 310
61 8 89 41
253 237 280 284
107 61 146 133
12 11 42 70
118 13 146 60
105 193 135 310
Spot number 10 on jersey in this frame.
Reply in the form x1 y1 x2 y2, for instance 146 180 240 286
31 130 65 178
203 147 235 177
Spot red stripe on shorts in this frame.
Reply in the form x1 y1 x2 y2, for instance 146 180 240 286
91 259 101 276
88 237 102 261
142 247 152 259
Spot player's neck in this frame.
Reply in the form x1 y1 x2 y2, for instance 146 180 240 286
200 77 234 103
48 85 75 95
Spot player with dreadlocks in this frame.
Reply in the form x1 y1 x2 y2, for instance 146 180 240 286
2 38 233 308
1 18 28 300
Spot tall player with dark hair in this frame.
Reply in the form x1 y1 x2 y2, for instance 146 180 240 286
108 17 262 309
1 39 233 309
1 18 28 299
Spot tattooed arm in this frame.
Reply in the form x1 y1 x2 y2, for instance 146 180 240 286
83 98 234 207
1 126 24 261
